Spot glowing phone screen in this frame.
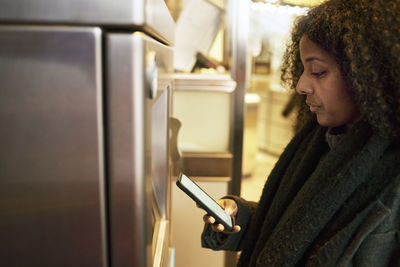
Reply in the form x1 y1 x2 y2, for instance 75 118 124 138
179 174 232 228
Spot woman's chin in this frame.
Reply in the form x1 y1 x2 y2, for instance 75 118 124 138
316 115 332 127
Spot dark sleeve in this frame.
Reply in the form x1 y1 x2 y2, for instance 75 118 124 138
201 195 258 251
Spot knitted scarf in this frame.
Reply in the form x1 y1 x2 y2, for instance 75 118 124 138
237 116 393 266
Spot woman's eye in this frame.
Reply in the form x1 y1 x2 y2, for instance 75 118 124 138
311 71 327 78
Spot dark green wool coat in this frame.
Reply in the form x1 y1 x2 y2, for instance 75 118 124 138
202 116 400 266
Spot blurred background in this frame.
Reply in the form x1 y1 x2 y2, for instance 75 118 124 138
166 0 322 266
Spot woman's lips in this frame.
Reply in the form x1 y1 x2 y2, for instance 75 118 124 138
306 101 321 112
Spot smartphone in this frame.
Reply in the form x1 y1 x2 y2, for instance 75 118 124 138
176 172 234 232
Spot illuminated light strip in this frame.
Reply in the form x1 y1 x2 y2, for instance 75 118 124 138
251 2 309 16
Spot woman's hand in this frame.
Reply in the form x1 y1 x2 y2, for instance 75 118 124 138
199 198 241 234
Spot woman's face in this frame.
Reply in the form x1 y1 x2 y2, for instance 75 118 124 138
296 36 360 127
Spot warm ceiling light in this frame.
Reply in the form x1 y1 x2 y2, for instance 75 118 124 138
282 0 326 7
251 2 309 16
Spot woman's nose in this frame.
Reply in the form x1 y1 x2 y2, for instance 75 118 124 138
296 74 313 95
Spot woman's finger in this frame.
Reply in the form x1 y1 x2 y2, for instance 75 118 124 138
203 214 216 224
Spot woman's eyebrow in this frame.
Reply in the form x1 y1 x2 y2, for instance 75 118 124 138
305 56 326 63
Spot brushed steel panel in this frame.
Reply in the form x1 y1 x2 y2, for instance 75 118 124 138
0 0 174 45
151 89 169 219
107 32 148 267
106 31 173 267
0 26 107 266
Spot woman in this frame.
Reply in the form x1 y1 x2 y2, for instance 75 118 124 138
200 0 400 266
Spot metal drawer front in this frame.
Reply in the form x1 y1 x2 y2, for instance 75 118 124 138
0 26 107 266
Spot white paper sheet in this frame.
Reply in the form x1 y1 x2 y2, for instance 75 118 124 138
173 0 223 72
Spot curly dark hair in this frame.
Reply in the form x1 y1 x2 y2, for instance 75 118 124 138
281 0 400 136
